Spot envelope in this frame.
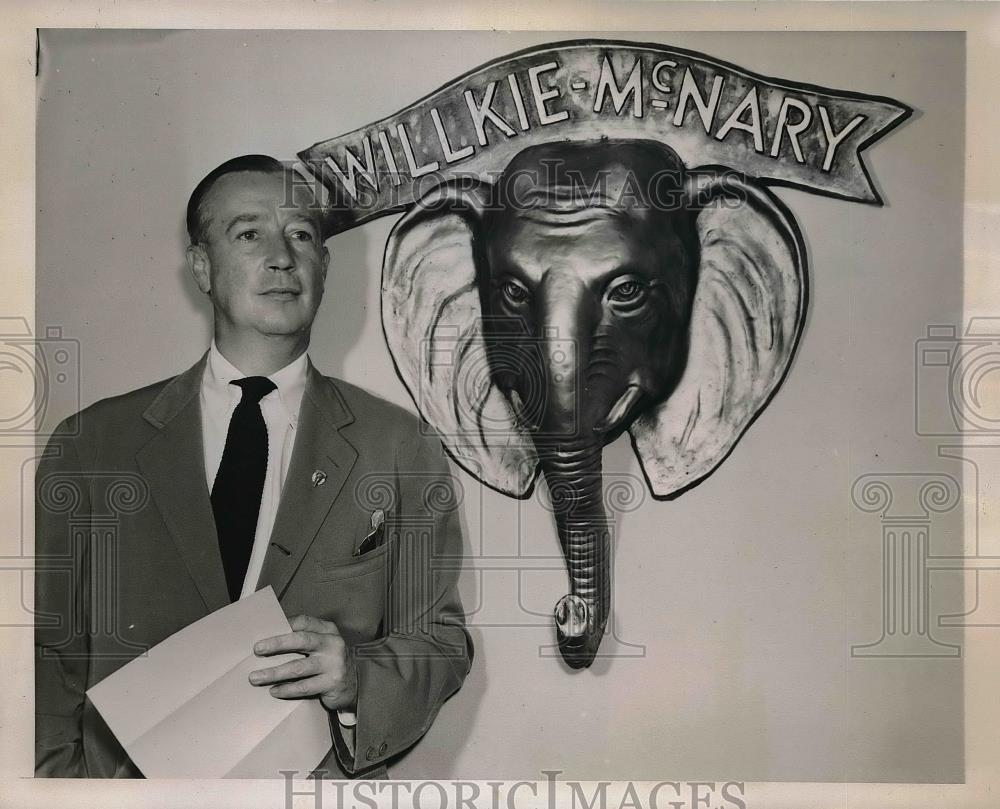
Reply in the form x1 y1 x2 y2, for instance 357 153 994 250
86 587 332 778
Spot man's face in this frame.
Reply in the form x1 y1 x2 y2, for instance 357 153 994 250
187 170 329 342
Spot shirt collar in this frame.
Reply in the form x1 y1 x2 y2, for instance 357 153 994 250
205 341 308 425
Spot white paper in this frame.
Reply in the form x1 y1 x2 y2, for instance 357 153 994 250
86 587 332 778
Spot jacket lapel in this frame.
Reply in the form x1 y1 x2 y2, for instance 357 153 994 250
135 352 230 613
257 361 358 599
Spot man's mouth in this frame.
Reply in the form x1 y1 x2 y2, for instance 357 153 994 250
260 289 301 299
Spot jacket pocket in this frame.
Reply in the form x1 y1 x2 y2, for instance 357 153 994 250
315 539 393 582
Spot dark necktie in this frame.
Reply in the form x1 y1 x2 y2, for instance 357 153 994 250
211 376 277 601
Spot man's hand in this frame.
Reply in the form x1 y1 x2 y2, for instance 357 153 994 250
249 615 358 712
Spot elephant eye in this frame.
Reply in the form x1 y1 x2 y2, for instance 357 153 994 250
607 278 647 305
500 278 531 305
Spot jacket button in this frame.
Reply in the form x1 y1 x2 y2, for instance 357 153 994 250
366 746 378 761
378 742 387 755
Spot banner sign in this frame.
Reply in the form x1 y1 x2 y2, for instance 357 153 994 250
298 39 912 235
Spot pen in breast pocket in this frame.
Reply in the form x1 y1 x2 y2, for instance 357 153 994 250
354 508 385 556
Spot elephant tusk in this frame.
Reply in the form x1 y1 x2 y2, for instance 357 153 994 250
593 383 645 435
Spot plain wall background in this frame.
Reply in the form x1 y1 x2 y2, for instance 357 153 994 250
36 29 965 782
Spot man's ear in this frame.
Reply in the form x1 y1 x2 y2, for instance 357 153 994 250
186 243 212 295
321 245 330 284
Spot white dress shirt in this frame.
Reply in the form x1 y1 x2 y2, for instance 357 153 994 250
199 342 358 730
200 341 307 599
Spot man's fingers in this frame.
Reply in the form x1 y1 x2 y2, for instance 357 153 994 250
248 654 322 686
253 629 321 656
254 617 342 655
266 674 338 700
250 615 352 705
289 614 341 635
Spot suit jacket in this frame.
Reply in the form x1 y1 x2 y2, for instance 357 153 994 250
35 352 473 778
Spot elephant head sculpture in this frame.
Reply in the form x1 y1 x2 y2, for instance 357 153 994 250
382 139 807 670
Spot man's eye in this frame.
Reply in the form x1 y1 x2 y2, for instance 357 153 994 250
500 279 531 304
290 230 314 242
607 279 646 304
236 230 259 242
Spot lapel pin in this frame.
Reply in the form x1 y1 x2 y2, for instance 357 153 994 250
311 470 327 487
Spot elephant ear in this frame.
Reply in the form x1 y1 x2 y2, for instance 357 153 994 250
381 180 539 496
629 170 807 498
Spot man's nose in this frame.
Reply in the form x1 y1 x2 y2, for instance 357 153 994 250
266 236 295 271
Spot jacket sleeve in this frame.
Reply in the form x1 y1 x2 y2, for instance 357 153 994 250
34 417 92 777
330 426 473 775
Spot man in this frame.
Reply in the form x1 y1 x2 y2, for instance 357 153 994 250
35 155 472 778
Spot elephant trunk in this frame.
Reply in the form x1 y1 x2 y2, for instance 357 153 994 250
541 440 610 670
533 281 633 669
